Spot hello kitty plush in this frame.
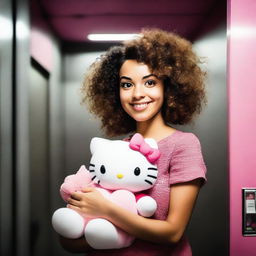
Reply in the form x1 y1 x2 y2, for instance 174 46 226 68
52 133 160 249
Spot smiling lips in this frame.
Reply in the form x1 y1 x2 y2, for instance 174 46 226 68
130 102 152 111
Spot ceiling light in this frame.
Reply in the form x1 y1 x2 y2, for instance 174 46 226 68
87 33 139 41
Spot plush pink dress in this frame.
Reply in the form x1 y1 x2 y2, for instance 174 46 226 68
87 130 207 256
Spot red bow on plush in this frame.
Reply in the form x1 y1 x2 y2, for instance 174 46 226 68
129 133 160 164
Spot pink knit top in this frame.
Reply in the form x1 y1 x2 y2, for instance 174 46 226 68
87 130 207 256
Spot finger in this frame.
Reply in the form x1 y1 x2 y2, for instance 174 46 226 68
70 191 83 200
67 198 82 207
67 204 82 213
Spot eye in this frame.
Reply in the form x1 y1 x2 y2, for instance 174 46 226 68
120 82 133 89
100 165 106 174
145 80 156 87
134 167 141 176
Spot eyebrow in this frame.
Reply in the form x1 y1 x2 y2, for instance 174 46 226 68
120 74 158 81
120 76 132 81
142 74 158 80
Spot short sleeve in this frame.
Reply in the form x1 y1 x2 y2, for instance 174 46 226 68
169 133 207 185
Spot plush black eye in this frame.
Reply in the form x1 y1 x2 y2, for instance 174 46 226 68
134 167 140 176
100 165 106 174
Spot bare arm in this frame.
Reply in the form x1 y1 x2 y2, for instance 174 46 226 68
68 178 202 245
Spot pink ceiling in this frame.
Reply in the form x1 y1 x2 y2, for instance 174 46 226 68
36 0 223 42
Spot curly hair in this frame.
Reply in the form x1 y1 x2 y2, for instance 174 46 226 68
82 28 207 137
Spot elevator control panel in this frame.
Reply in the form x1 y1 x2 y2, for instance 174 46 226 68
242 188 256 236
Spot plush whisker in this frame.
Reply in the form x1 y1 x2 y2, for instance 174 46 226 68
147 175 157 179
148 167 157 171
145 179 153 185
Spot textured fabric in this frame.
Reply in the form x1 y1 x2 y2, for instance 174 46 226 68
87 130 207 256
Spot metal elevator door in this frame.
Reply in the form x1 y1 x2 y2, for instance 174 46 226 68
29 58 51 256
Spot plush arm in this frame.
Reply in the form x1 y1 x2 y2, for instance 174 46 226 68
60 165 92 202
136 194 157 217
104 179 202 244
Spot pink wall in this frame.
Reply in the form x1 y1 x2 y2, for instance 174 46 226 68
229 0 256 255
30 0 53 72
30 28 53 72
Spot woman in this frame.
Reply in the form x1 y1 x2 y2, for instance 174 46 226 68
60 28 207 255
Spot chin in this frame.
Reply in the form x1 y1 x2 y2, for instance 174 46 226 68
131 113 156 123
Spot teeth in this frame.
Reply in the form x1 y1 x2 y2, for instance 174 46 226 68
133 103 148 110
134 103 147 108
133 103 149 110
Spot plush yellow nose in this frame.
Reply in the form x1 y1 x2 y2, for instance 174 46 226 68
117 173 124 179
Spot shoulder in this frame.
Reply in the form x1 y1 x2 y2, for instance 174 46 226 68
170 131 205 163
175 131 201 147
159 130 201 148
156 131 201 164
163 131 203 159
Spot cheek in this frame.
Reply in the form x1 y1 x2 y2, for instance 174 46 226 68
119 91 130 107
150 88 164 103
119 92 126 111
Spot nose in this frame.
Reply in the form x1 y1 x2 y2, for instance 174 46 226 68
117 174 124 179
132 85 145 100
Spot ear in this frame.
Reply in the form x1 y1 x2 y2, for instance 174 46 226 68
90 137 109 154
145 138 158 149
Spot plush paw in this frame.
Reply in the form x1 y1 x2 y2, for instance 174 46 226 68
60 165 92 201
85 219 120 249
137 196 157 217
52 208 85 239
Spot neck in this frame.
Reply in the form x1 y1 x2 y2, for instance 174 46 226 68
136 113 167 139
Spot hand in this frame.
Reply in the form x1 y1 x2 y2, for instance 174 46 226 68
67 187 110 218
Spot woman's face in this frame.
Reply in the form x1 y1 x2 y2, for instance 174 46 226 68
119 60 164 123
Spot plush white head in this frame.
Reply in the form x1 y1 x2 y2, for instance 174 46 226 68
89 137 158 192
